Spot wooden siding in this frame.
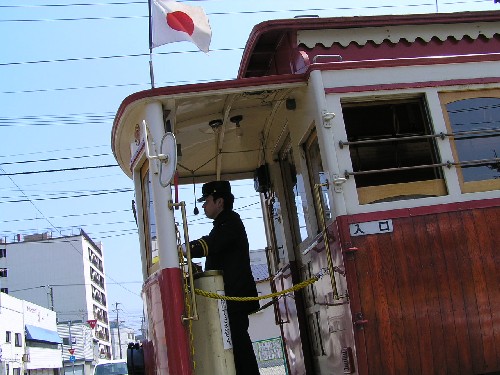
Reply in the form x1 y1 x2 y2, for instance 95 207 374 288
340 204 500 375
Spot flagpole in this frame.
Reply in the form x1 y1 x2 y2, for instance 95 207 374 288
148 0 155 89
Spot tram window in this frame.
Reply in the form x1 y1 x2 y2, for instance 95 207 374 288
440 90 500 193
279 140 308 244
342 98 446 204
140 163 159 275
267 197 287 269
305 130 332 233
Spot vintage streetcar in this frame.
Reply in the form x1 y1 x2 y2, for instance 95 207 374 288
112 10 500 375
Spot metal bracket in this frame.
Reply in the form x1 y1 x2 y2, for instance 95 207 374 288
322 110 335 128
331 174 347 192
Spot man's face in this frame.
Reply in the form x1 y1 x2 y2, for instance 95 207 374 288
202 195 224 219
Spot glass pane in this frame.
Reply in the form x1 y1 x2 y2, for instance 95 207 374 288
142 172 158 267
305 135 332 228
342 99 441 187
446 97 500 182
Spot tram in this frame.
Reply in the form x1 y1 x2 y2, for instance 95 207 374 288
112 10 500 375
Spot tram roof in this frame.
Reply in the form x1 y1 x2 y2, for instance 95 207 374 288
112 10 500 182
239 10 500 78
112 75 307 181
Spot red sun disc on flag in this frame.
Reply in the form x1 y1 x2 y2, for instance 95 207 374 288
166 11 194 36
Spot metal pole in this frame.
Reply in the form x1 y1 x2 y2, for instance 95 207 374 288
115 302 123 359
69 321 75 375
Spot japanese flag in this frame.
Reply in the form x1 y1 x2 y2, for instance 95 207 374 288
151 0 212 53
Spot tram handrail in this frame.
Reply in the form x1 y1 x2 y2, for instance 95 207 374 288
339 132 448 148
338 128 500 148
170 200 199 323
313 182 341 300
344 157 500 177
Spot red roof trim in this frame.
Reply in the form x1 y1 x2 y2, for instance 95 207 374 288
238 11 500 78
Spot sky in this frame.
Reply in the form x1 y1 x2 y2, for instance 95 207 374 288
1 0 498 333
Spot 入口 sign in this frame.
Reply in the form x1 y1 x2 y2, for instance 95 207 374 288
349 219 393 236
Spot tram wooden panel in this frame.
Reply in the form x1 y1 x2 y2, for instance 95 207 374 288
341 204 500 375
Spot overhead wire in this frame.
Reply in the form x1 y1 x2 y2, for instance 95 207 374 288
3 0 495 304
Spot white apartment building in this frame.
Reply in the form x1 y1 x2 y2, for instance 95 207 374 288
0 230 112 362
109 320 137 360
0 292 62 375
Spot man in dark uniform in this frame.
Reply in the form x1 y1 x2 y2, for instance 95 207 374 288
187 180 260 375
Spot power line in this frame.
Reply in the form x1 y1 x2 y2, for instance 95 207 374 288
1 187 132 204
2 1 495 23
0 1 147 8
0 209 130 224
0 153 112 165
0 144 109 159
1 48 241 67
0 164 118 176
0 6 362 23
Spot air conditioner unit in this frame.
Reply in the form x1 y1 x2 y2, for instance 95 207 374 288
22 354 30 362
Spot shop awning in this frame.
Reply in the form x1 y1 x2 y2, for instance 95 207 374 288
25 324 62 344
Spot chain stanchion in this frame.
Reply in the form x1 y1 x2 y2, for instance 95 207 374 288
173 206 197 371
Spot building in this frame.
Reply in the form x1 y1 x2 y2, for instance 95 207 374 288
0 292 63 375
58 320 98 375
249 249 286 370
0 230 112 363
109 320 137 360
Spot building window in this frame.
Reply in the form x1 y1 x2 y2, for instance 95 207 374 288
0 248 6 258
0 268 7 277
1 288 8 294
342 97 446 204
15 332 22 347
6 330 11 343
13 368 21 375
440 90 500 193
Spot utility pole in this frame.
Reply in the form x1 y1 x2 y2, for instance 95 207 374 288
69 321 75 375
47 285 54 311
114 302 123 359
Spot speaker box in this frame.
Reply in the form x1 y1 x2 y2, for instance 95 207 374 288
254 164 270 193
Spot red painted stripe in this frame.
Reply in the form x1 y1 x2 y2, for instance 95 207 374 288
143 268 193 375
324 76 500 94
339 197 500 223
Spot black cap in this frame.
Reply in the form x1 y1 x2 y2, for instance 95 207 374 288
197 180 231 202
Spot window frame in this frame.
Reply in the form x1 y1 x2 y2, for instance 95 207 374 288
439 88 500 193
341 95 447 204
14 332 22 347
140 160 159 276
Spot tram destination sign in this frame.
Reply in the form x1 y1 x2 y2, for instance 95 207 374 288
349 219 393 236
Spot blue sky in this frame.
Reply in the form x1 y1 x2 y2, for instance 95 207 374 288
1 0 498 332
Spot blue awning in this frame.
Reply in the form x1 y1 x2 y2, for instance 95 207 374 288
25 325 62 344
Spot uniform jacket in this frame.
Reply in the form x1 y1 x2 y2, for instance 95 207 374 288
189 209 260 314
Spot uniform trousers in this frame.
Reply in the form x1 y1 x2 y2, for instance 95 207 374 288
228 310 260 375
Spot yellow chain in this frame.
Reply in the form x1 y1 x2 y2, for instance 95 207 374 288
194 276 319 301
